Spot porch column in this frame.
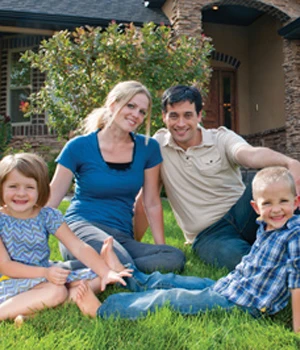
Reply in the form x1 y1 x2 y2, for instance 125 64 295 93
170 0 204 36
283 39 300 160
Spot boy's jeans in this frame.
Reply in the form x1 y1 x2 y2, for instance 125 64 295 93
192 184 258 271
97 265 261 320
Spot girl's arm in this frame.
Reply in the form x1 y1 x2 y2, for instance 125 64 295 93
291 288 300 333
142 163 165 245
55 223 132 291
48 164 74 208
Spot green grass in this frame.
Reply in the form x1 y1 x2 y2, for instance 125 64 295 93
2 200 300 349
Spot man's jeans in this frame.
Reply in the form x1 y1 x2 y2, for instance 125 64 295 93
192 184 258 271
97 264 261 320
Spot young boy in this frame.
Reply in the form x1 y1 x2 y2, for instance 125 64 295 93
75 166 300 333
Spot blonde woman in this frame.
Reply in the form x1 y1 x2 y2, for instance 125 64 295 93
48 81 185 273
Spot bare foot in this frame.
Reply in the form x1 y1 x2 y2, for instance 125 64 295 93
75 281 101 318
101 237 125 272
14 315 29 327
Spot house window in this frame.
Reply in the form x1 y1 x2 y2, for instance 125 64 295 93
8 50 32 123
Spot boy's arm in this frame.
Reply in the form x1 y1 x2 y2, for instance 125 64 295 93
291 288 300 333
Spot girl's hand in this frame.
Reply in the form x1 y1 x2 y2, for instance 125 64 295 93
45 266 70 285
100 268 133 291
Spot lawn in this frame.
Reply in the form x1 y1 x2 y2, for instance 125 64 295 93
1 200 300 350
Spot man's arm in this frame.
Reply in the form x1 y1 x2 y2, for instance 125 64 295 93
235 145 300 193
291 288 300 333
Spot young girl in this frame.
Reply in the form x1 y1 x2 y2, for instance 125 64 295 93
0 153 132 323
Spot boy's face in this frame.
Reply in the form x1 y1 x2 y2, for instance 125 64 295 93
251 180 299 231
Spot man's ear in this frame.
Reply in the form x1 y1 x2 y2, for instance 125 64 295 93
197 111 202 124
250 200 260 215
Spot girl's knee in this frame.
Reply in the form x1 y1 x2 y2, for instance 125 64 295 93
48 284 68 306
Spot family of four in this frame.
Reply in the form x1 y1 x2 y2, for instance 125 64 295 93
1 81 300 333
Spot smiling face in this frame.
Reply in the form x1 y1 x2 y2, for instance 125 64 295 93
162 100 202 150
111 93 149 133
251 180 299 231
2 169 39 218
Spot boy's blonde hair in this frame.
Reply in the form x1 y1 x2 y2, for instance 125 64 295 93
84 81 152 140
252 166 296 200
0 153 50 207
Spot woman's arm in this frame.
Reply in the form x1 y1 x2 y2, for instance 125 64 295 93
48 164 74 208
291 288 300 333
55 223 132 290
142 164 165 245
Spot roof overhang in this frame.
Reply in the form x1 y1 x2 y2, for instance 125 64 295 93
144 0 166 8
278 18 300 39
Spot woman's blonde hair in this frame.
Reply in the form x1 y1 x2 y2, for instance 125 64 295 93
84 81 152 140
0 153 50 207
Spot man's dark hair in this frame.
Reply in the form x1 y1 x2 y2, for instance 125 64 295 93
161 85 203 114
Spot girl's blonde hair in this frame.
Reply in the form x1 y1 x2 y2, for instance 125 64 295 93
0 153 50 207
84 81 152 140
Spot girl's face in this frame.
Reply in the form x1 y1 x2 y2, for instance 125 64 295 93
2 169 39 219
111 93 149 132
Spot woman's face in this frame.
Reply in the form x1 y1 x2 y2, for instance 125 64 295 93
111 93 149 132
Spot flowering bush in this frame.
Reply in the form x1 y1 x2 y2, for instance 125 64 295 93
22 22 213 139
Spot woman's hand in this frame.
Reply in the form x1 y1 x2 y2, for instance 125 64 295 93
45 266 70 285
100 268 133 291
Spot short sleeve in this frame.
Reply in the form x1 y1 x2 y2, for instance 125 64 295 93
56 136 81 173
41 207 65 236
144 137 163 169
217 127 249 166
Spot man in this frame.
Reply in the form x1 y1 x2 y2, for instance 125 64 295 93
134 85 300 271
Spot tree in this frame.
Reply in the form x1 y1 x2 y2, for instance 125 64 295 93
22 22 213 139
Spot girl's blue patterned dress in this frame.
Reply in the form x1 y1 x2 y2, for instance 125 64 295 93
0 207 97 304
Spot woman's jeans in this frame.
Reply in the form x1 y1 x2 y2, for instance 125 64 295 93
97 264 261 320
192 184 258 271
59 221 185 274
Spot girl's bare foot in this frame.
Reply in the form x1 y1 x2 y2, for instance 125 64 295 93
101 237 125 272
14 315 29 327
75 281 101 318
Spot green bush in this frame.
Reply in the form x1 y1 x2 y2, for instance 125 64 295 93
22 22 213 139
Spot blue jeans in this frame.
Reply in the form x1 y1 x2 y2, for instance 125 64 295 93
97 265 261 320
59 221 186 273
192 184 258 271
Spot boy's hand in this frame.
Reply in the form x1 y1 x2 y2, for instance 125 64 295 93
45 266 70 285
100 268 133 291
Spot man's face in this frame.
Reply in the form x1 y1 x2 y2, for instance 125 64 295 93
163 101 202 150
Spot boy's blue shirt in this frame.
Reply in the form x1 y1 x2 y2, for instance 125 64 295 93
213 215 300 314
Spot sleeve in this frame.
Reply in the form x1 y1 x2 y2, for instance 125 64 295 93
144 137 163 169
217 127 249 166
287 229 300 289
55 136 81 174
42 207 65 236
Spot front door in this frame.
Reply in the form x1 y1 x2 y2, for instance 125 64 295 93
203 69 237 131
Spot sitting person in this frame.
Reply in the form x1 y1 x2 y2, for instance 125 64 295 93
74 166 300 333
0 153 132 324
134 85 300 271
48 80 185 273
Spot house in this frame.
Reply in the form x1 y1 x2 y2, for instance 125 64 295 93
0 0 300 160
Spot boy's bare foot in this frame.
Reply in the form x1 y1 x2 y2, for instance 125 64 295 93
75 281 101 318
101 237 126 272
